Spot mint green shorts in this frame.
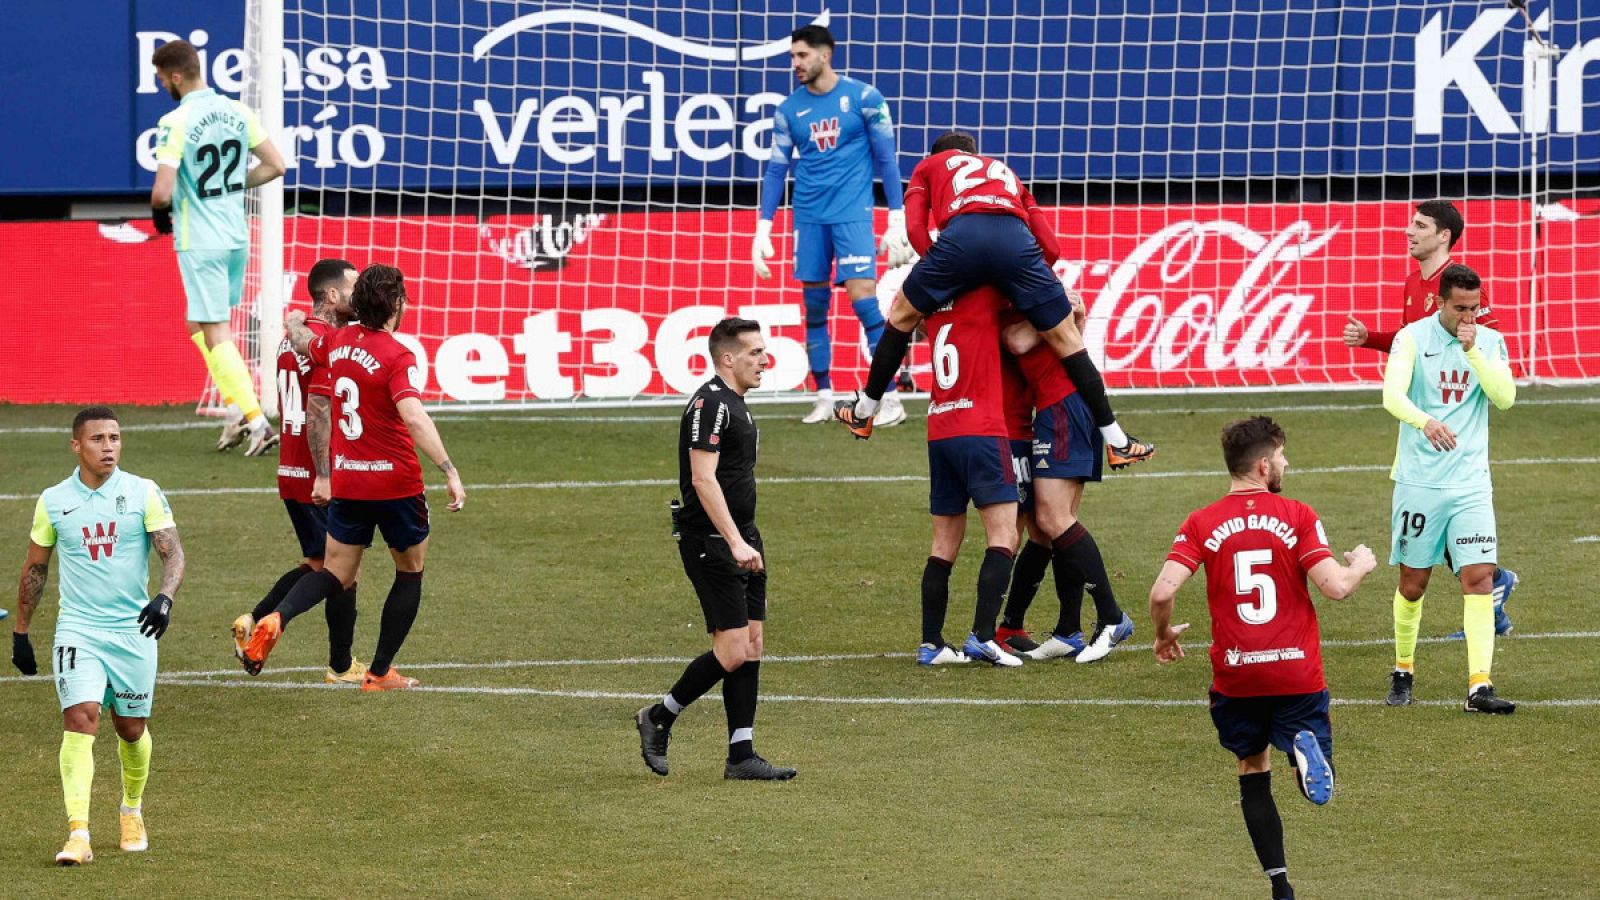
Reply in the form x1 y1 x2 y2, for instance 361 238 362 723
52 629 158 718
1389 483 1498 573
178 247 247 323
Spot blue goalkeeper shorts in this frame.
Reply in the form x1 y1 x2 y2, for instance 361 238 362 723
1389 483 1498 573
793 220 877 285
53 628 158 718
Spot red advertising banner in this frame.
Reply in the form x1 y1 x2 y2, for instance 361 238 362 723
3 201 1596 404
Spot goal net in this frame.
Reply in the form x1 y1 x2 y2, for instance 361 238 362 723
216 0 1600 411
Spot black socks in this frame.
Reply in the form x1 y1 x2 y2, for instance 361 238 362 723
370 570 422 677
972 546 1015 643
274 568 341 628
1061 350 1117 429
1053 523 1122 630
254 564 312 621
1239 772 1292 900
863 323 913 402
921 556 954 646
325 582 358 673
723 659 760 763
1001 540 1052 630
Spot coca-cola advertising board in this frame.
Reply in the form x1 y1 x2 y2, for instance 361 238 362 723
2 201 1596 404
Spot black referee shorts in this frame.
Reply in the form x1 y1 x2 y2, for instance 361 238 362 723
678 527 767 633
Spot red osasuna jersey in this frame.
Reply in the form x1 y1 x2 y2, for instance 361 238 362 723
1166 489 1335 697
307 325 425 501
1365 256 1501 352
276 315 333 503
905 149 1061 264
1000 352 1034 442
925 288 1008 441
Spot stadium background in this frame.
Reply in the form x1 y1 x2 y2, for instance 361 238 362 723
2 1 1597 404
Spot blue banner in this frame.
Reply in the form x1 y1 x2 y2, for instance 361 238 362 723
3 0 1596 194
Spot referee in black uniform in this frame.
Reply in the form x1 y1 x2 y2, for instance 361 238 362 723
635 317 796 781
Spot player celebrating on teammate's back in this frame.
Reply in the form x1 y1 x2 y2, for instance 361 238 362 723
149 39 286 456
245 264 465 691
753 25 915 427
1379 264 1517 713
13 408 187 865
834 131 1153 470
231 259 366 684
1149 416 1376 900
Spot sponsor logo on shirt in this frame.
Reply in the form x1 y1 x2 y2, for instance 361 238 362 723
809 117 841 152
1438 368 1471 403
928 399 974 416
278 465 312 480
334 456 396 472
81 522 118 561
1224 646 1306 666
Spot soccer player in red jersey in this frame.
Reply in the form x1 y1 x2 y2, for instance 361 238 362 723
245 264 466 691
231 259 367 684
835 131 1153 470
1148 417 1377 900
917 287 1022 667
1341 200 1518 637
992 343 1049 656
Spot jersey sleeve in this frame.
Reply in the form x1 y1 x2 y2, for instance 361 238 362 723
904 161 933 255
153 109 187 169
387 349 423 404
1296 502 1333 572
1465 330 1516 410
1165 514 1203 571
686 396 730 453
29 496 56 547
1381 329 1431 429
143 481 176 533
1021 184 1062 266
758 109 794 221
860 85 904 211
239 102 268 148
306 335 334 397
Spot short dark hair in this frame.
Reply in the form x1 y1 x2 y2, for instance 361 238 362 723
931 130 977 155
72 406 119 437
1220 416 1285 478
1416 199 1464 249
1437 263 1482 301
307 258 357 305
708 317 762 362
151 40 202 79
351 264 407 329
791 25 834 50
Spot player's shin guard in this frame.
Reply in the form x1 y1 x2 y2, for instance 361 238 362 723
804 286 833 391
1238 772 1292 899
1001 540 1052 630
275 569 341 628
851 296 887 353
325 582 359 673
254 564 313 621
972 547 1016 643
1393 591 1424 672
1463 593 1495 686
1053 523 1122 627
117 731 151 809
921 556 954 646
862 323 913 405
370 570 423 677
208 341 263 421
60 732 94 826
659 651 728 726
723 659 760 763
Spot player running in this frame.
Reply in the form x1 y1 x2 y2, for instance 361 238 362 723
1378 264 1517 713
834 131 1153 470
754 25 914 427
231 260 366 684
244 264 465 691
148 39 287 455
1343 200 1519 636
12 407 186 864
1149 416 1376 900
916 288 1022 667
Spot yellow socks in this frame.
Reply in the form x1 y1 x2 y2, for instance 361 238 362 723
1393 590 1424 672
190 331 241 412
208 340 262 421
119 731 152 809
1464 593 1495 687
60 731 95 825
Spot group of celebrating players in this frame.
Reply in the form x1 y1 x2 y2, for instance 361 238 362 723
8 26 1525 900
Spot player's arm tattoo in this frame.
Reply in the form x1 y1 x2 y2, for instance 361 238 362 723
16 553 49 631
308 394 332 478
285 317 317 355
151 527 186 599
438 459 456 475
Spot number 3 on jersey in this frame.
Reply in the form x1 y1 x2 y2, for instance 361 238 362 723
335 376 364 439
1233 549 1277 625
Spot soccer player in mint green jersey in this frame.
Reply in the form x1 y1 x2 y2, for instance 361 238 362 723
1379 264 1516 715
11 408 186 865
149 39 287 457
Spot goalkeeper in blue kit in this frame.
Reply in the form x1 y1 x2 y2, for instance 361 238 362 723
753 25 916 426
1379 264 1516 714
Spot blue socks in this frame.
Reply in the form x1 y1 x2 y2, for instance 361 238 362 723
804 285 832 390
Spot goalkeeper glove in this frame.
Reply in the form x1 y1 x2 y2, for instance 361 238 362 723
880 209 915 268
751 219 776 280
152 206 173 235
138 594 173 640
12 631 37 675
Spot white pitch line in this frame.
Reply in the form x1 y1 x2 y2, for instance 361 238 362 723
2 456 1596 503
1575 536 1600 544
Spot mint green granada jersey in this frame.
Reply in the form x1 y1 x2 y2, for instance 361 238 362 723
30 468 175 634
1385 316 1513 491
153 88 266 251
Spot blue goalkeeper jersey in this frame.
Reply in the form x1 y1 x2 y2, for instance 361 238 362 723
759 76 904 225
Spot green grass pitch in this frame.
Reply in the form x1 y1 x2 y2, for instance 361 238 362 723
2 387 1598 897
